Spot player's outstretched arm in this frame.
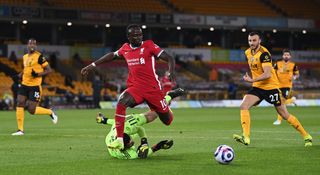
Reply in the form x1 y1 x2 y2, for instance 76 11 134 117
158 51 176 82
81 52 117 77
96 112 114 125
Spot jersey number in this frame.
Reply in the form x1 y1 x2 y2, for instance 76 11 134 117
269 93 279 102
140 58 145 64
160 99 167 110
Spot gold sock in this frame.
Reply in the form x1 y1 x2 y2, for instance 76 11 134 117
16 107 24 131
287 115 308 137
277 114 283 121
35 107 52 115
285 98 293 105
241 110 250 137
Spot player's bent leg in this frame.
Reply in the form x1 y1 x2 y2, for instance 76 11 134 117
26 101 37 115
276 104 312 147
157 111 173 126
26 101 58 124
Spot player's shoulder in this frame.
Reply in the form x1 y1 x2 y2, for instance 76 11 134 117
289 61 295 66
244 48 251 55
34 51 42 56
144 40 155 45
259 46 271 58
260 46 271 55
120 42 130 49
119 43 130 50
143 40 159 48
259 48 271 63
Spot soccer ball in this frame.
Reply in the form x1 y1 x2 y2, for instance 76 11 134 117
214 145 235 164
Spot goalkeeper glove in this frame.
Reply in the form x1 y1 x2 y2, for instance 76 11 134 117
138 138 149 159
96 112 107 124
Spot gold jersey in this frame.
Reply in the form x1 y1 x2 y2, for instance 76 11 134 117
274 60 298 88
22 51 49 86
244 46 279 90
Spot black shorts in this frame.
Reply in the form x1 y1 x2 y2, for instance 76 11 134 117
18 84 42 102
280 88 291 99
248 87 282 106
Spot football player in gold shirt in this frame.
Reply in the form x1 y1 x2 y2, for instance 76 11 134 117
273 49 299 125
12 39 58 136
233 32 312 147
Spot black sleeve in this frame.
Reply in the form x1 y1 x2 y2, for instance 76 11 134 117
260 52 271 63
38 54 47 65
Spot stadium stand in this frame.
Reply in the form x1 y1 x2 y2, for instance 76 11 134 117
271 0 320 19
168 0 279 17
0 0 171 13
48 0 170 13
1 0 319 19
0 0 37 6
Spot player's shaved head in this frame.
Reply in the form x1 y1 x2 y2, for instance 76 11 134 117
27 38 37 53
126 24 143 47
126 24 141 36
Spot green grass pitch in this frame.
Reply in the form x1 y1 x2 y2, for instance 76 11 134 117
0 106 319 175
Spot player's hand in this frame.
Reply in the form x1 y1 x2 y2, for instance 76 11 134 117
31 69 39 78
243 72 253 83
96 112 107 124
81 64 95 77
138 144 149 159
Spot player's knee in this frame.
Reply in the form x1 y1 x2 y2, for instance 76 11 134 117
240 104 249 110
159 112 173 126
16 100 25 107
163 119 172 126
27 107 36 115
118 93 136 108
